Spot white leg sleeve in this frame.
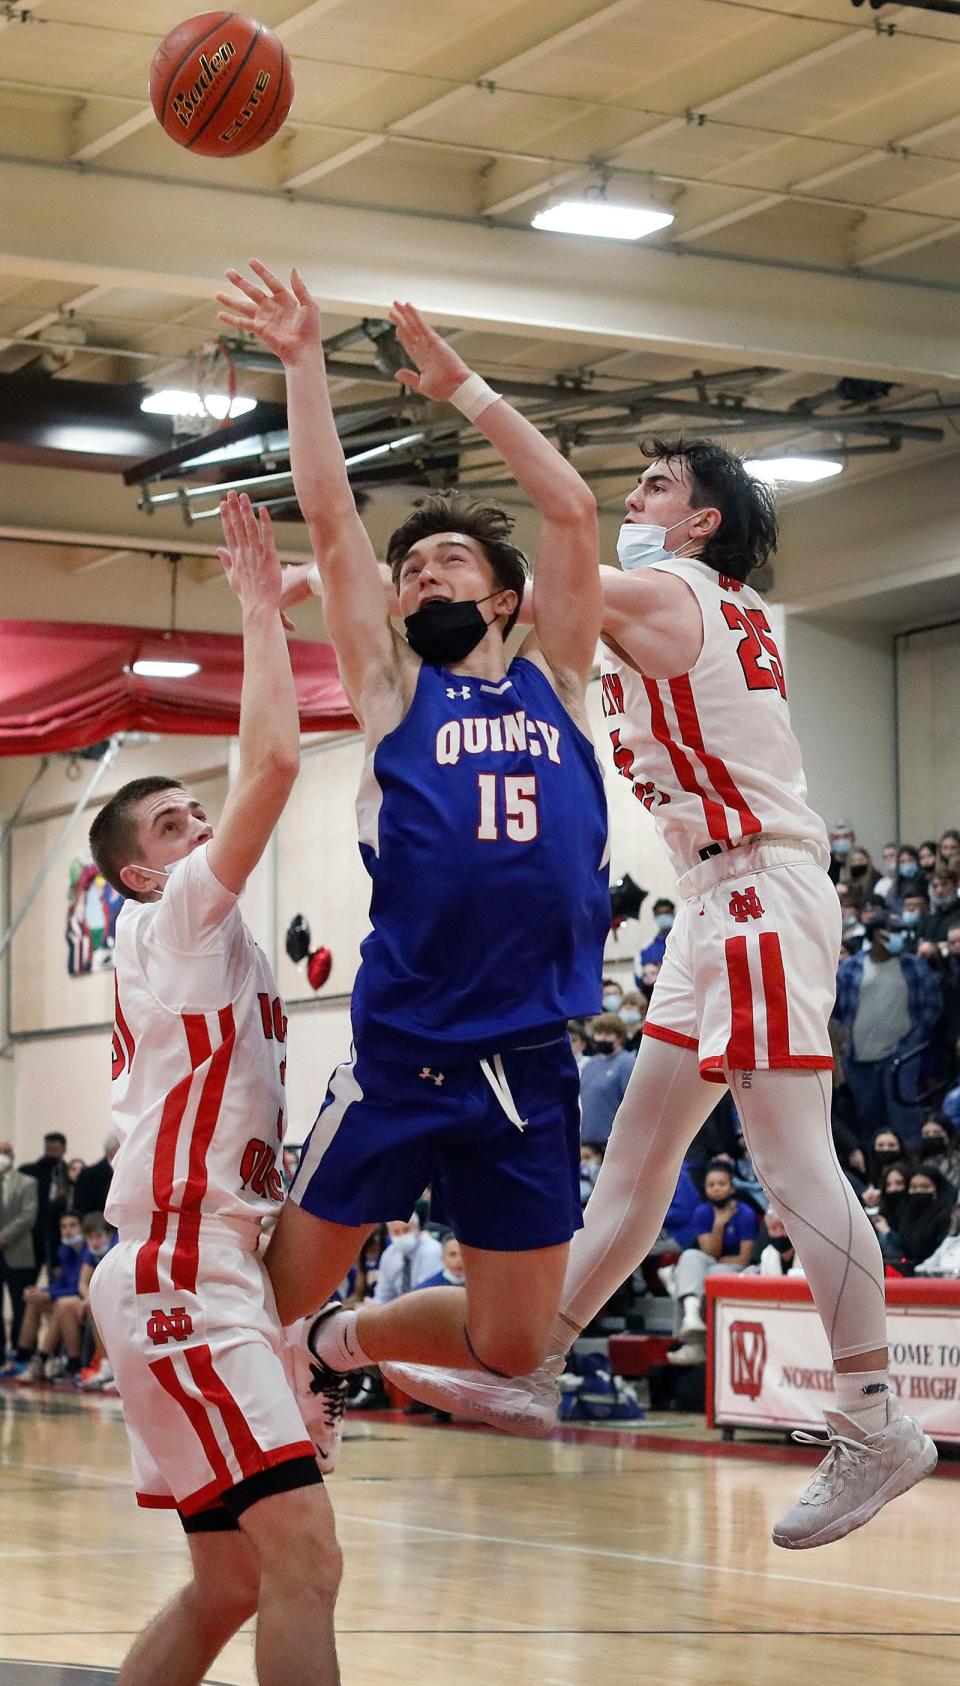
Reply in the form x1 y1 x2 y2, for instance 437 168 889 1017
561 1039 717 1331
727 1066 887 1362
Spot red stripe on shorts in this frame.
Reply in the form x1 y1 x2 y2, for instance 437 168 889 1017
759 931 791 1062
642 677 730 843
668 675 763 840
134 1210 168 1295
171 1211 201 1293
149 1352 234 1490
724 936 756 1068
643 1022 700 1053
184 1344 265 1480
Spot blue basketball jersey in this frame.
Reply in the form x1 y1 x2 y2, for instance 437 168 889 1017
351 655 610 1062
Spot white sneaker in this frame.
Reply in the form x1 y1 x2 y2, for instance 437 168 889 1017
666 1341 705 1366
679 1301 706 1337
284 1306 349 1475
657 1264 677 1296
772 1395 938 1550
80 1359 114 1392
379 1355 564 1437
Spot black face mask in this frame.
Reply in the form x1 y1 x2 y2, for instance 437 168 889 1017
592 1040 617 1056
708 1192 733 1208
404 592 501 665
849 864 870 879
874 1148 901 1166
770 1235 793 1254
921 1135 948 1158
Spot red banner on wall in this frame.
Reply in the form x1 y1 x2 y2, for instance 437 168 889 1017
0 619 357 753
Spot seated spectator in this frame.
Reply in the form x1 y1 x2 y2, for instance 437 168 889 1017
618 990 645 1051
579 1014 636 1149
663 1161 758 1361
865 1161 908 1245
873 843 900 903
1 1211 86 1378
714 1119 768 1215
637 899 676 969
939 829 960 872
921 868 960 945
915 1203 960 1275
340 1223 389 1306
19 1211 114 1385
842 846 879 898
885 844 927 914
880 1168 954 1273
568 1020 590 1073
580 1144 603 1205
866 1127 908 1186
752 1207 797 1276
416 1233 466 1290
918 1115 960 1193
827 820 856 885
373 1213 443 1302
600 977 623 1014
837 882 865 949
636 960 661 1003
918 841 939 878
899 888 930 953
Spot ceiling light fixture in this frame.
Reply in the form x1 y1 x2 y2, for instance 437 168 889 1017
744 457 844 485
131 659 201 680
141 389 258 421
531 201 674 241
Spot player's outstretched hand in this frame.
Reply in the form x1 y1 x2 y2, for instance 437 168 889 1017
217 260 321 366
389 301 472 403
218 490 282 613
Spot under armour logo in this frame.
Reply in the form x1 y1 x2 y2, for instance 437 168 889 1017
446 685 471 699
419 1067 445 1086
728 887 764 923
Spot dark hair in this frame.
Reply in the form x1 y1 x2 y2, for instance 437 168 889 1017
386 492 528 638
652 898 676 913
89 776 183 901
641 437 778 581
940 829 960 846
705 1158 734 1180
81 1210 108 1237
44 1132 67 1147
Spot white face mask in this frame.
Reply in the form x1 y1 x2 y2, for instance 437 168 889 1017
617 517 692 573
393 1230 419 1257
0 1154 11 1173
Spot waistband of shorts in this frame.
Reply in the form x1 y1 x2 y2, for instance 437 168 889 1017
677 835 830 900
114 1212 265 1253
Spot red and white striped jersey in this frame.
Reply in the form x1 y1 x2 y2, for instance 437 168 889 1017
105 844 287 1232
600 557 828 878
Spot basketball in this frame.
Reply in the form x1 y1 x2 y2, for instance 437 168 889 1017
149 11 293 157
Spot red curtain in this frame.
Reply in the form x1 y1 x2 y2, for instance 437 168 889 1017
0 620 357 754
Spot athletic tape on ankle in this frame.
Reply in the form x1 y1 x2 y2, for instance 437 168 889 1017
449 373 502 423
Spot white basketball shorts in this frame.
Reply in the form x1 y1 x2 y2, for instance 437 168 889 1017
642 840 840 1083
90 1214 317 1518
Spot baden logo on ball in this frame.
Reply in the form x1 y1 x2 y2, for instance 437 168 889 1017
149 11 294 158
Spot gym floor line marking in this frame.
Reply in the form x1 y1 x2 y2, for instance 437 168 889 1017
335 1511 960 1607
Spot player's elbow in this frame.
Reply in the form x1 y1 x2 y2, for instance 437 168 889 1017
556 485 598 526
258 748 300 790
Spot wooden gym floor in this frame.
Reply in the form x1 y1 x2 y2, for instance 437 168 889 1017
0 1389 956 1685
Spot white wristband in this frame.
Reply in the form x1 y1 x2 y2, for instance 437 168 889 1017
449 372 502 424
306 563 323 598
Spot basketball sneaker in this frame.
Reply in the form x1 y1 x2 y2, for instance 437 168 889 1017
772 1395 938 1550
379 1355 564 1437
284 1305 349 1475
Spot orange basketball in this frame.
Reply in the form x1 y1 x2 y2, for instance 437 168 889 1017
149 11 293 158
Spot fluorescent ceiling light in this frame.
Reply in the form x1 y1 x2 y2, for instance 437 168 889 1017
132 659 201 679
531 201 674 241
141 389 258 421
744 457 844 485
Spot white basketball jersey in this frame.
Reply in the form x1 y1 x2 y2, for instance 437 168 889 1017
601 557 827 878
105 844 287 1235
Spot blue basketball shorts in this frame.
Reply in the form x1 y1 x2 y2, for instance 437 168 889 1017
290 1038 583 1252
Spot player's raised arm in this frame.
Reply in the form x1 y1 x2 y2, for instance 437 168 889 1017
389 302 600 691
218 262 400 718
206 491 299 895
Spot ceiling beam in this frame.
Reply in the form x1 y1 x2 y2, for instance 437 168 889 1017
5 154 960 383
481 13 900 220
281 0 640 192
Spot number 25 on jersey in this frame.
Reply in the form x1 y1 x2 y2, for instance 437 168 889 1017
721 603 786 699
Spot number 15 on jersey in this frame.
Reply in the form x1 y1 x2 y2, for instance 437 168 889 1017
477 773 539 842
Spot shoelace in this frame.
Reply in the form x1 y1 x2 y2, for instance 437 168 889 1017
790 1428 882 1502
